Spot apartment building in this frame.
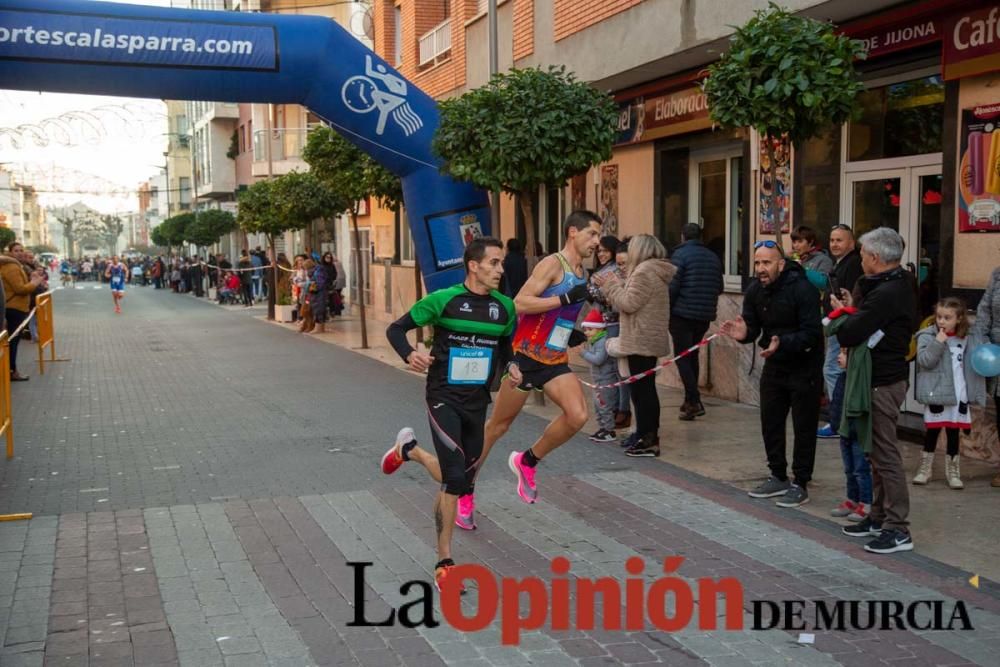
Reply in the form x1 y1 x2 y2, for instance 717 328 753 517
163 100 193 219
366 0 1000 419
0 169 48 248
231 0 374 292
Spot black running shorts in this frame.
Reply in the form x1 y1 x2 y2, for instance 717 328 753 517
426 399 486 496
511 353 574 392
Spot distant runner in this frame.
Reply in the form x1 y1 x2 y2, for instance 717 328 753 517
105 256 129 314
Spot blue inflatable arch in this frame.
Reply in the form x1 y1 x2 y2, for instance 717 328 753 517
0 0 489 292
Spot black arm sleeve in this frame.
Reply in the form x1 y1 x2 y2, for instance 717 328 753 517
386 313 419 363
836 290 887 348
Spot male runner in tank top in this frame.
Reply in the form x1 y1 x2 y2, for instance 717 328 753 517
466 210 602 521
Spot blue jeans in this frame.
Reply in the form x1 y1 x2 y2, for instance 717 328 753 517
840 435 872 505
823 335 841 401
830 372 872 504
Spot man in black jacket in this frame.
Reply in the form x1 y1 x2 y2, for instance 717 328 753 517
721 241 823 508
831 227 916 555
670 223 724 420
819 224 865 432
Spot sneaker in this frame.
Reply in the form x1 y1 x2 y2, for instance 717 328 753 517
508 451 537 504
817 424 838 439
678 403 696 421
842 517 882 538
864 529 913 554
748 476 791 499
625 435 660 458
380 427 414 475
589 429 617 443
830 499 858 517
775 484 809 508
691 402 706 417
846 503 870 522
620 432 640 449
434 561 466 595
455 494 476 531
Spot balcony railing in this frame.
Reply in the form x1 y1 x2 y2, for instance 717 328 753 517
418 18 451 67
252 128 309 162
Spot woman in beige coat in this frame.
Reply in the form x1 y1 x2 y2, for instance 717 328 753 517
594 234 676 458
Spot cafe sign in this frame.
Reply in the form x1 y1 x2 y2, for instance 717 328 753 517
615 85 711 146
943 5 1000 80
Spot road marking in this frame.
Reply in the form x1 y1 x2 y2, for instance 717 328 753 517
79 487 109 494
153 465 181 471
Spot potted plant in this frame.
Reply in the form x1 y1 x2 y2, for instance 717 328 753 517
275 294 295 322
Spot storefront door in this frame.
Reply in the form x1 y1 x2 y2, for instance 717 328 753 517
844 162 943 411
689 146 745 290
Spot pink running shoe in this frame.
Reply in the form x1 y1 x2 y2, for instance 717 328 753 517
455 494 476 530
381 427 415 475
508 451 537 504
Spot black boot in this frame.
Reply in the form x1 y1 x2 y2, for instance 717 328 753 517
625 433 660 458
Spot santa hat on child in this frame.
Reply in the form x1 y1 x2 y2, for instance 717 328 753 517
582 309 606 329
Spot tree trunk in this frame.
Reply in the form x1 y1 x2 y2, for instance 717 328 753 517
351 211 369 349
267 235 276 321
765 133 782 248
519 191 539 268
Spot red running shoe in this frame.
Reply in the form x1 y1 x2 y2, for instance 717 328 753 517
381 427 415 475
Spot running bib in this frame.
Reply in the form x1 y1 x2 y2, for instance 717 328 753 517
546 318 575 352
448 348 493 385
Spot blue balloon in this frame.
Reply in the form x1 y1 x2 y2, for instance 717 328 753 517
971 343 1000 378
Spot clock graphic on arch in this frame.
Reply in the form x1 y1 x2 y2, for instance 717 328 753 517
341 76 379 114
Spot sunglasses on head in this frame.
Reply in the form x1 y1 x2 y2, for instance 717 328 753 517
754 240 786 255
831 224 852 232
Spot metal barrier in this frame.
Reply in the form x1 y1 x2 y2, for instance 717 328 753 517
0 331 11 460
35 293 68 375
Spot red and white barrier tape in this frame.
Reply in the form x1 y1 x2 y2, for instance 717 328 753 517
199 261 274 273
582 333 719 391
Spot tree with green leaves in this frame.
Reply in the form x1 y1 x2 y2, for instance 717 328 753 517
303 126 402 348
99 214 125 256
704 2 865 246
155 213 194 257
149 224 168 252
184 209 236 253
237 171 343 320
433 65 617 258
0 226 16 252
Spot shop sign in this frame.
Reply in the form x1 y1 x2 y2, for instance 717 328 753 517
943 5 1000 80
615 85 711 146
849 15 941 60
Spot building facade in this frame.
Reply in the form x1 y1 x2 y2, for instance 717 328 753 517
369 0 1000 432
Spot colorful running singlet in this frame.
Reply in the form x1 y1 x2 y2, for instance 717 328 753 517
108 264 127 291
512 253 587 365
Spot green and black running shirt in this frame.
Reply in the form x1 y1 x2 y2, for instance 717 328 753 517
386 284 516 408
